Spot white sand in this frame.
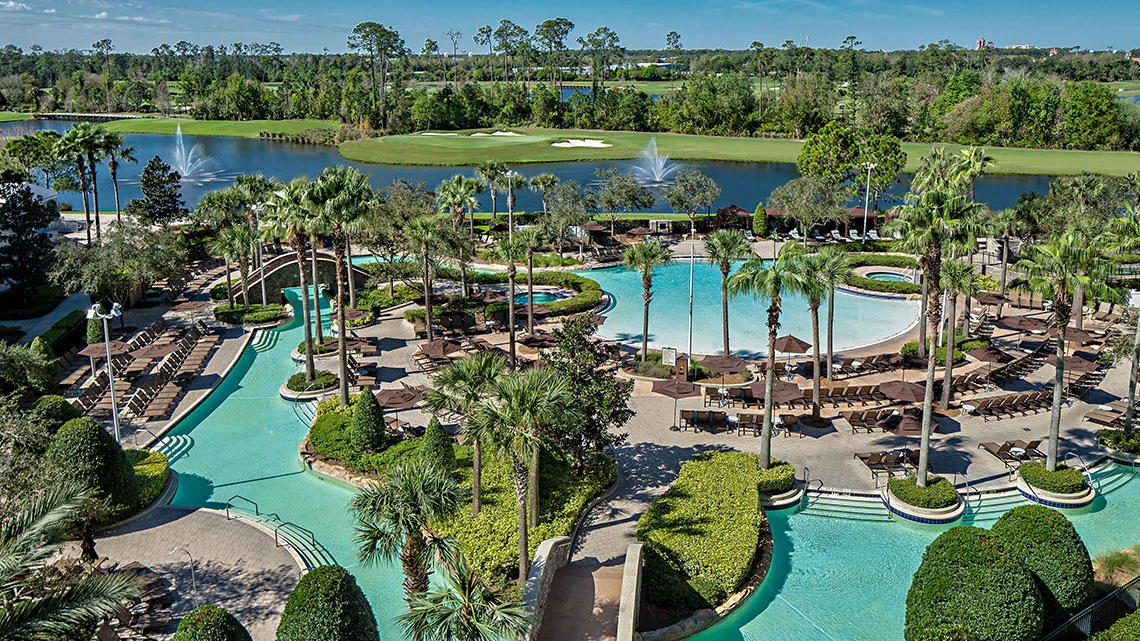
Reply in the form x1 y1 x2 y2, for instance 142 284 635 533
420 132 459 136
471 130 523 137
551 138 613 148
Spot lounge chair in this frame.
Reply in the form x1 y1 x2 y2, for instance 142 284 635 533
829 229 845 242
979 441 1019 468
1011 439 1045 460
789 229 804 241
849 229 863 242
1084 408 1122 427
867 229 882 241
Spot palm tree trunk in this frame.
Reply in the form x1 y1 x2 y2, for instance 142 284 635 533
311 246 323 344
400 532 429 600
511 455 530 580
490 190 498 219
423 250 434 342
460 264 469 298
507 266 517 369
88 153 101 240
346 235 357 309
826 288 836 381
916 333 938 487
1073 285 1085 331
640 283 651 363
77 158 91 245
1000 232 1010 296
472 439 483 516
223 258 234 308
1127 319 1140 433
940 295 958 410
761 316 776 469
527 253 535 335
918 277 928 359
239 261 250 311
528 448 539 529
811 306 821 419
721 269 730 354
296 248 315 380
335 237 350 407
110 159 121 220
1048 332 1065 471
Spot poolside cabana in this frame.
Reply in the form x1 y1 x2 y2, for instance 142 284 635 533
714 204 752 231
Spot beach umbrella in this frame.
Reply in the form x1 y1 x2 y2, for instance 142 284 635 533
967 345 1014 375
374 387 425 423
322 337 371 353
975 291 1012 319
1062 355 1100 374
343 307 369 321
470 290 506 304
627 226 652 236
531 305 554 318
750 378 802 404
1001 315 1049 332
1055 327 1097 344
419 339 463 359
129 343 181 360
652 379 701 430
78 340 131 358
699 354 747 386
879 380 926 404
879 411 923 436
772 334 812 376
584 223 607 233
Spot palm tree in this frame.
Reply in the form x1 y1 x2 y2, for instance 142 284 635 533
210 225 252 311
77 123 105 239
911 146 958 194
351 459 463 607
728 245 803 467
425 350 508 516
882 187 982 487
314 165 375 407
0 483 143 640
475 161 507 220
207 230 238 309
704 229 752 355
1011 235 1117 471
488 237 528 368
1110 206 1140 432
789 250 828 421
438 175 472 226
529 174 559 216
622 242 672 363
263 178 317 380
235 174 282 307
517 227 544 335
954 147 995 202
817 245 853 381
1065 221 1115 331
100 131 135 221
939 259 977 410
406 215 448 343
397 554 529 641
470 369 574 579
988 204 1030 298
55 129 92 244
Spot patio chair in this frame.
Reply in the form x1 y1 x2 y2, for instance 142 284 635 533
781 414 803 438
789 229 804 241
829 229 845 242
867 229 882 241
978 441 1019 468
679 409 695 431
849 229 863 242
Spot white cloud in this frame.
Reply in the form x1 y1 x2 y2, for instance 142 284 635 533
0 1 33 11
92 10 107 18
114 14 170 23
258 8 302 22
42 7 55 12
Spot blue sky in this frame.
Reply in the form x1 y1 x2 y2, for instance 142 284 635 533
0 0 1137 54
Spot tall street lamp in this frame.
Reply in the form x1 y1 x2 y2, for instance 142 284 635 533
862 162 877 244
687 227 700 368
87 302 122 443
505 170 520 241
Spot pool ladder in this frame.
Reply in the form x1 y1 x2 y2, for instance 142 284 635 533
223 495 337 569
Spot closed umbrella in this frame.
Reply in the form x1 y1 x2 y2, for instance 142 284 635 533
129 343 181 360
879 380 926 404
652 379 701 431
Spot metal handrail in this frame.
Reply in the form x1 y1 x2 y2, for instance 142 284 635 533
1039 573 1140 641
274 521 317 548
225 495 259 519
1063 452 1097 492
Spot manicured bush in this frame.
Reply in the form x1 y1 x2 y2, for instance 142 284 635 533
344 312 373 328
86 307 105 346
126 449 170 508
309 413 353 462
849 275 923 295
1092 610 1140 641
888 474 959 510
29 336 60 387
286 370 337 392
209 282 232 301
295 338 331 355
31 394 80 432
316 393 360 418
637 451 765 608
420 416 456 471
173 603 251 641
349 388 389 454
276 565 378 641
355 285 419 311
991 505 1094 626
756 460 795 494
1018 461 1089 495
213 304 284 325
47 417 139 521
752 202 768 236
847 254 919 268
905 526 1043 641
901 342 965 366
1099 428 1140 454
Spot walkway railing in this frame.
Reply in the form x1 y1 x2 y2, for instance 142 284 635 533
1064 452 1098 493
225 495 259 519
1039 574 1140 641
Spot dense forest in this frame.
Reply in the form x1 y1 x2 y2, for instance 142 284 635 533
1 26 1139 150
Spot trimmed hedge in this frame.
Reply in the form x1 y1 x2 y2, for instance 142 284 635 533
991 505 1094 626
1099 428 1140 454
1092 610 1140 641
126 449 170 508
1018 461 1089 495
30 336 60 387
0 284 68 320
416 268 604 319
889 474 959 509
757 461 795 494
37 309 86 355
47 417 139 522
849 275 923 295
847 254 919 269
173 604 252 641
286 370 337 392
901 343 965 366
637 451 765 608
276 565 378 641
905 526 1043 641
349 388 389 454
31 394 81 433
213 304 284 325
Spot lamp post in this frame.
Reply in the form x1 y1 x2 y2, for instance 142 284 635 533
87 303 122 443
687 226 697 368
505 170 520 241
168 547 199 608
253 205 267 306
861 162 876 244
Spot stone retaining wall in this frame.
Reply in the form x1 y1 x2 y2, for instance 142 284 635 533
523 536 573 641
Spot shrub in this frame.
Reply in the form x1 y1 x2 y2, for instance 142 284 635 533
888 474 959 509
344 312 373 328
349 388 389 454
31 394 80 433
637 451 765 608
1018 461 1089 495
276 565 378 641
47 417 139 521
905 526 1043 641
213 304 284 325
286 370 337 392
126 449 170 508
316 393 359 418
29 336 60 386
756 460 795 494
420 416 456 471
0 284 67 320
901 342 965 366
309 413 353 462
991 505 1094 626
752 202 768 236
296 338 331 355
849 275 923 295
847 254 919 268
1092 610 1140 641
209 282 232 301
355 285 419 311
173 604 251 641
1099 428 1140 454
86 307 105 346
37 309 86 355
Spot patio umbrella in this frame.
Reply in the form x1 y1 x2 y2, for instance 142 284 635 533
470 290 506 304
1001 315 1049 332
773 334 812 376
699 354 747 385
584 223 607 233
652 379 700 430
531 305 554 319
343 308 369 321
374 387 425 423
171 300 211 313
750 378 802 404
322 337 371 353
129 343 181 360
879 380 926 404
627 226 652 236
1055 327 1097 344
881 412 923 436
419 339 463 359
975 291 1012 319
78 340 131 358
1062 355 1100 374
967 345 1013 376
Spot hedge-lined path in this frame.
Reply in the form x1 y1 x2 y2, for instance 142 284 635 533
75 506 303 641
11 292 92 344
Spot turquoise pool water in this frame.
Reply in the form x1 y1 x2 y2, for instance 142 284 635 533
579 261 920 357
868 271 913 283
515 292 560 305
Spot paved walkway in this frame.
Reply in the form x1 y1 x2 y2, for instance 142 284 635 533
12 291 91 344
85 506 302 641
537 565 624 641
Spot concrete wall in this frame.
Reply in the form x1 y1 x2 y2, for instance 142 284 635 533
522 536 573 641
617 543 644 641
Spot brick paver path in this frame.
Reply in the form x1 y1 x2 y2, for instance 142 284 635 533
93 506 302 641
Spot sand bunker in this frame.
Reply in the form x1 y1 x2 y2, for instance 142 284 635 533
551 138 612 148
471 130 523 137
420 132 459 136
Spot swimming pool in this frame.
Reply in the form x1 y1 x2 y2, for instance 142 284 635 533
515 292 560 305
579 261 921 357
867 271 914 283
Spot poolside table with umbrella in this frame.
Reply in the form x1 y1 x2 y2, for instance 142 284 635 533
699 354 747 390
1000 315 1050 349
879 380 927 404
772 334 812 378
79 339 132 381
750 378 803 405
418 339 463 359
1062 354 1100 374
626 226 652 237
967 345 1013 377
652 379 701 431
974 292 1011 318
374 386 425 427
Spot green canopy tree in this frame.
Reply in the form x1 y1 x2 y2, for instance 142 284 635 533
124 156 186 226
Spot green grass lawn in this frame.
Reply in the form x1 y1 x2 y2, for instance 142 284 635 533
1108 80 1140 97
340 127 1140 175
0 112 33 123
100 118 338 138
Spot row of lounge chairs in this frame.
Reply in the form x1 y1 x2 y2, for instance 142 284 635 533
833 354 907 379
842 408 912 434
679 410 799 436
1085 302 1122 324
129 326 221 421
988 342 1052 385
855 449 921 481
785 228 897 244
978 440 1045 469
961 390 1053 420
1084 399 1138 427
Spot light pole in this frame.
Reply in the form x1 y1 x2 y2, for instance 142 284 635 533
687 226 697 368
861 162 876 244
169 547 199 608
253 204 267 306
87 303 122 443
505 170 520 241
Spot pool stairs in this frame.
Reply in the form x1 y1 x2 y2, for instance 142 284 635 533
153 434 194 465
251 329 278 353
223 499 338 570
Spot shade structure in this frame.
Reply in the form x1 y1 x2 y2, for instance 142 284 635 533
78 340 131 358
129 343 181 360
626 227 652 235
652 379 701 430
879 380 927 404
967 346 1014 364
171 300 211 313
583 223 607 232
374 387 424 409
975 292 1011 306
773 335 812 354
322 337 371 352
699 354 747 374
883 413 923 436
419 339 463 359
750 378 802 404
531 305 554 318
413 293 449 306
520 334 558 348
1001 315 1050 332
